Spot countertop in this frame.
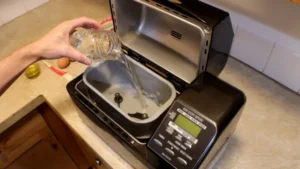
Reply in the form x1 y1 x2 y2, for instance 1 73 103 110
1 0 300 169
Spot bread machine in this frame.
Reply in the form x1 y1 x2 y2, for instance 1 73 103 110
67 0 246 168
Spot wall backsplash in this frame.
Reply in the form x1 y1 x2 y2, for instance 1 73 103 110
0 0 49 26
201 0 300 94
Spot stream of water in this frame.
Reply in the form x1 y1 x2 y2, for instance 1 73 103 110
71 28 161 116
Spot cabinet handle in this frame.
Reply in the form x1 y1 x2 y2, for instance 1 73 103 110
96 159 102 166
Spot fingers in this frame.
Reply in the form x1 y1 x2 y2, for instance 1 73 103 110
68 17 101 32
64 46 92 65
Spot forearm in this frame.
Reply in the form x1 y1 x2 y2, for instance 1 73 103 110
0 43 39 96
0 17 99 96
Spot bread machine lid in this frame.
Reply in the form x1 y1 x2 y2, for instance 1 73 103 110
109 0 212 84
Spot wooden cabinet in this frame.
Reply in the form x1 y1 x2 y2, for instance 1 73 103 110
0 103 108 169
288 0 300 5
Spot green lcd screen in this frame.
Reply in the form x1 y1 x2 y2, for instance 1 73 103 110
174 114 202 137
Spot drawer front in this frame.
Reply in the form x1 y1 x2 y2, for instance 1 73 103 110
0 111 47 168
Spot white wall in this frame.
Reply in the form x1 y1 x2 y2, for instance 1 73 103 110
211 0 300 40
0 0 49 25
201 0 300 93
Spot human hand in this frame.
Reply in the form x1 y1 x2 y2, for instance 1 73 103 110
31 17 101 65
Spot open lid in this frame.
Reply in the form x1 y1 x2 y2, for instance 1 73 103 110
109 0 212 84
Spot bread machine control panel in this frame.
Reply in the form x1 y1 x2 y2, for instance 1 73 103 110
148 101 217 169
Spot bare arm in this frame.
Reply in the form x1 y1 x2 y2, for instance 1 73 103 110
0 17 100 96
0 43 39 95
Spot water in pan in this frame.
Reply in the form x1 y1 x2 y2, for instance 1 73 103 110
121 56 148 114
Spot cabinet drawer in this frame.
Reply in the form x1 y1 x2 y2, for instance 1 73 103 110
263 44 300 92
0 110 47 168
1 103 110 169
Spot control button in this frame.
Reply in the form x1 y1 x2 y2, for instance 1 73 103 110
166 126 174 135
190 137 195 142
182 132 191 139
186 154 193 161
165 148 175 156
189 137 198 144
167 140 180 150
175 134 183 142
162 152 172 161
180 145 187 151
159 134 165 140
180 150 193 161
169 111 177 119
154 139 163 146
177 157 187 165
185 141 193 149
175 140 181 146
173 145 180 151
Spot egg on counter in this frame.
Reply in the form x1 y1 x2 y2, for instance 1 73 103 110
57 57 71 69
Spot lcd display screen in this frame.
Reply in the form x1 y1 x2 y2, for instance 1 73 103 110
174 114 202 137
